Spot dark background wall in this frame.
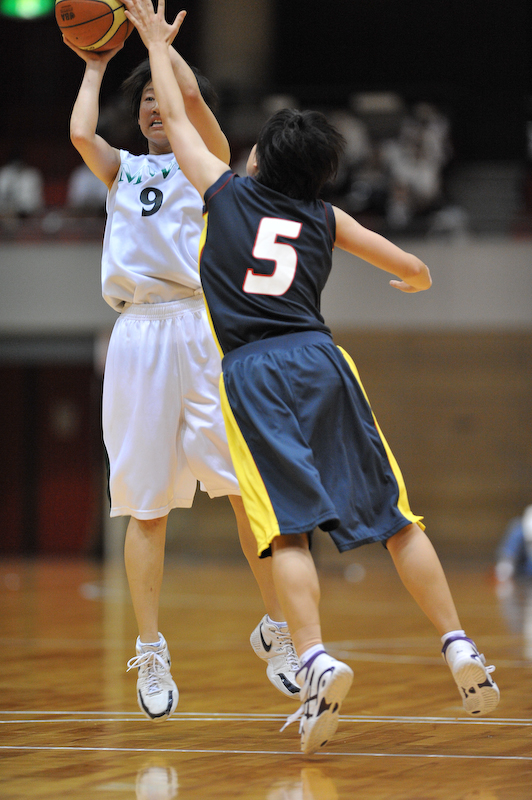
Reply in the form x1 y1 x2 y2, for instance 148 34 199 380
272 0 531 161
0 0 199 138
0 0 530 170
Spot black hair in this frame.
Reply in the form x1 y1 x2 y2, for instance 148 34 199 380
254 109 346 201
121 57 219 122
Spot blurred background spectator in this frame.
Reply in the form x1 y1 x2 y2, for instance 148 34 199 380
495 506 532 584
380 102 452 230
0 152 44 219
66 163 107 217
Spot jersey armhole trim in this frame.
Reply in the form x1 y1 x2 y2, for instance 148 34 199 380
320 200 336 246
205 171 234 207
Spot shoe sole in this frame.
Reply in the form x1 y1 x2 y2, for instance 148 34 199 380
251 624 300 700
452 661 500 716
301 664 353 755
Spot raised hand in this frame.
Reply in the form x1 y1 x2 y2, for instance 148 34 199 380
62 34 124 65
123 0 185 50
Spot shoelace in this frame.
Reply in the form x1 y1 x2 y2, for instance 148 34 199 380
272 626 300 673
280 665 311 733
473 652 497 675
280 703 305 733
126 650 169 695
481 659 496 675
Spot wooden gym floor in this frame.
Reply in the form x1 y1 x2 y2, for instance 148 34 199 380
1 545 532 799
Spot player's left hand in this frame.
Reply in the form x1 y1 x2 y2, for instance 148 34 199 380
389 279 427 293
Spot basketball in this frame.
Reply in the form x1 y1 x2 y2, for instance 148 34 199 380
55 0 133 52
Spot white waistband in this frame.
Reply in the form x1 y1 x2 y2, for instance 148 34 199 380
120 294 205 319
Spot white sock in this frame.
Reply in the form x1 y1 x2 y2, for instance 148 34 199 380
266 615 288 628
441 629 466 646
139 636 162 647
299 644 326 666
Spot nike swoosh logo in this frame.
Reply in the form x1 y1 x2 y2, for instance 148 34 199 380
259 625 272 652
279 673 300 694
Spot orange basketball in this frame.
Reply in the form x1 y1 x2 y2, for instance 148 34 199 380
55 0 133 52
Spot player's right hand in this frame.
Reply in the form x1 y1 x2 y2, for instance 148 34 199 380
62 35 124 65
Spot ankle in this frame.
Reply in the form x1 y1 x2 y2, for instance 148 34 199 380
440 629 466 646
265 615 288 629
299 644 326 666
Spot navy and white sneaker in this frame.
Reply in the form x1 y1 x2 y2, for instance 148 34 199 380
126 633 178 721
442 635 500 716
250 616 300 699
281 651 353 755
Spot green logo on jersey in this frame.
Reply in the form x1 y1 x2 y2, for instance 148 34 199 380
118 160 178 184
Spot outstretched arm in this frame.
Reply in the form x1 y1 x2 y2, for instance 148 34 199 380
168 47 230 163
333 206 432 293
66 39 123 189
124 0 228 197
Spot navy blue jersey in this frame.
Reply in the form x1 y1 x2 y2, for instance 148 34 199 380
200 171 335 354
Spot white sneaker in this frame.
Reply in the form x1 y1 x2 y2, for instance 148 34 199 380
250 616 300 699
127 633 178 721
281 651 353 755
442 635 500 716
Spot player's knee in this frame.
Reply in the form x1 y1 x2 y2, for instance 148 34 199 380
271 532 310 553
386 522 419 552
129 515 168 536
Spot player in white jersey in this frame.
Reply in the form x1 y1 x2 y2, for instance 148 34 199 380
65 33 299 720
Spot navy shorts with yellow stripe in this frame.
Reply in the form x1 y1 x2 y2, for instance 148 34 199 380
220 330 423 557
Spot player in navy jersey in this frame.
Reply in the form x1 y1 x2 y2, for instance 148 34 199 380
125 0 500 753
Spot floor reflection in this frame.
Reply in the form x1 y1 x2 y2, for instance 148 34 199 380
136 762 179 800
495 577 532 660
266 768 338 800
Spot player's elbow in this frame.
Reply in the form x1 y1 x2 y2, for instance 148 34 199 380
181 84 203 110
70 126 91 152
410 257 432 290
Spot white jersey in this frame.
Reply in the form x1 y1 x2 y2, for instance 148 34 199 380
102 149 203 310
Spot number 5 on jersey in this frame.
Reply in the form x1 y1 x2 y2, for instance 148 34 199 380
243 217 302 296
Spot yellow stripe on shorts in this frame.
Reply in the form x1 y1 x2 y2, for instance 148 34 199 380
219 375 281 555
337 346 425 531
198 212 225 361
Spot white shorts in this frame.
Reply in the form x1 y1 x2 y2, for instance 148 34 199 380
102 296 240 519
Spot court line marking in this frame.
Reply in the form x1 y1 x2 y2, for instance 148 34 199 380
1 745 531 761
1 711 531 726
